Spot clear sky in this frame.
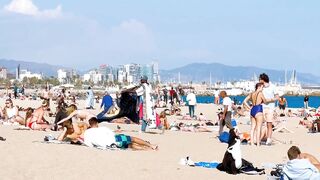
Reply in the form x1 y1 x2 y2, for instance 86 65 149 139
0 0 319 75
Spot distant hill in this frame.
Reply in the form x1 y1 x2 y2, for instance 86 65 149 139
0 59 70 77
160 63 320 85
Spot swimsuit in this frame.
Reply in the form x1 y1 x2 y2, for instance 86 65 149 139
27 121 36 129
250 92 263 117
250 105 263 117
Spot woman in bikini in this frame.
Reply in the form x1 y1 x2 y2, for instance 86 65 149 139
243 83 277 146
27 100 52 130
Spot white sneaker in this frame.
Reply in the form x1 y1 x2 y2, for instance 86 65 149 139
266 138 272 146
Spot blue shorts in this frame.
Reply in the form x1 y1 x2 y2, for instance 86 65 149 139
115 134 132 149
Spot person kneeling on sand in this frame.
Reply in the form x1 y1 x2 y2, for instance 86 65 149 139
84 117 158 150
282 146 320 179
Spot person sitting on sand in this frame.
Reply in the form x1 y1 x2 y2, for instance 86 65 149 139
84 117 158 150
282 146 320 179
57 105 95 125
159 111 169 130
26 100 52 131
198 113 207 121
57 118 88 143
2 98 24 125
233 106 246 118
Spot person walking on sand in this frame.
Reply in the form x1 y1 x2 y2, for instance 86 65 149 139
136 75 154 133
243 83 278 146
219 91 233 135
186 91 197 118
96 91 113 119
86 86 94 109
259 73 278 145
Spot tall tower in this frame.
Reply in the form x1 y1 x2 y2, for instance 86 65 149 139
16 64 20 80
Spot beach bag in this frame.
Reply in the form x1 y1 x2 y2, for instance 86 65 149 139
219 132 230 143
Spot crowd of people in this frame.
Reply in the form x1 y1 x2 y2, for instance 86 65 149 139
0 72 319 179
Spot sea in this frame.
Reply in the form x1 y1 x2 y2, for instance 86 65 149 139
182 96 320 109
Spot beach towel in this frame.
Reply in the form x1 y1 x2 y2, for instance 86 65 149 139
194 162 219 169
14 126 31 130
39 135 119 150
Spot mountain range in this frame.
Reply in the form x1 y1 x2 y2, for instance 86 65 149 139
0 59 68 77
0 59 319 85
160 63 320 85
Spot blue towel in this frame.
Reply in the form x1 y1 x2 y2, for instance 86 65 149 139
194 162 219 169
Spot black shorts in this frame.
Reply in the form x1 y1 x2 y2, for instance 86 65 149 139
279 105 286 110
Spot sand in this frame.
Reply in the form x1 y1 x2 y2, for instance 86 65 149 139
0 98 319 180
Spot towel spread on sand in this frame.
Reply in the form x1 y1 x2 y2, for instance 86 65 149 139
194 162 219 169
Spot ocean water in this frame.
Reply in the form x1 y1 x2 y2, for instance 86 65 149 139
182 96 320 108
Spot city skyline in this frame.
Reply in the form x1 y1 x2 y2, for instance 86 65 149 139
0 0 320 76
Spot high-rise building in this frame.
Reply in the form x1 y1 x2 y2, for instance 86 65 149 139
16 64 20 80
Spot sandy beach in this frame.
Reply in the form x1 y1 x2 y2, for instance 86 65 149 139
0 98 319 180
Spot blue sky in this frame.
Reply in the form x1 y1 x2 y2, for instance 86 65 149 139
0 0 319 76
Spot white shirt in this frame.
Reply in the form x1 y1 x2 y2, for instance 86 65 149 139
6 107 17 119
222 97 232 112
84 127 116 148
136 83 154 120
214 90 220 97
262 83 277 109
283 158 320 180
186 93 197 106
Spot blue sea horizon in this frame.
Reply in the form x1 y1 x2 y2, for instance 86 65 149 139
182 96 320 109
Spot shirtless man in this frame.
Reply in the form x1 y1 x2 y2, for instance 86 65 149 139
278 96 288 115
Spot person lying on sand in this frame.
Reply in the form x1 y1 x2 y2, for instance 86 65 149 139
110 117 136 124
169 122 212 132
84 117 158 150
57 119 88 143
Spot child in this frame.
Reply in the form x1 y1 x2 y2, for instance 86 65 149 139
159 111 169 133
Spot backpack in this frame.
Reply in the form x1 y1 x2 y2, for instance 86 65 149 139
219 132 230 143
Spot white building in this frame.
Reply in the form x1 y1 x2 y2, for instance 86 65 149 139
57 69 68 83
19 69 42 81
83 70 103 84
0 67 7 79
